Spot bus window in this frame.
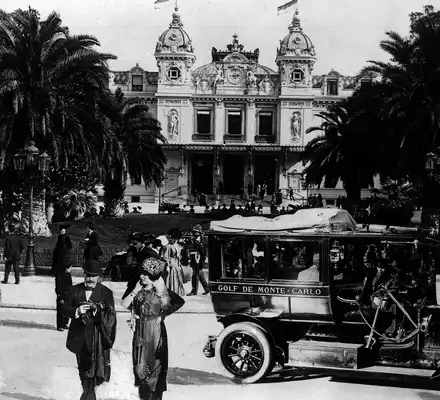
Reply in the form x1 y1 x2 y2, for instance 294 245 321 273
221 237 266 280
269 241 320 281
332 238 437 305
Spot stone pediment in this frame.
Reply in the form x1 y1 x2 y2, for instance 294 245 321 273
130 63 145 75
223 53 250 63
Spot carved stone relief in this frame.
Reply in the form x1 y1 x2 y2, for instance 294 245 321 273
167 109 179 142
291 111 302 143
258 75 273 95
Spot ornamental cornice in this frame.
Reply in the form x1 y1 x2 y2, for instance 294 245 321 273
160 143 305 152
313 100 340 108
190 96 278 104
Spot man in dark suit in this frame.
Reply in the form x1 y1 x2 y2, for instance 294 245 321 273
85 222 99 244
121 236 162 300
52 224 74 331
188 224 210 296
61 260 116 400
2 224 25 284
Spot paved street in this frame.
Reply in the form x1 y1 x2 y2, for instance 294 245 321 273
0 308 439 400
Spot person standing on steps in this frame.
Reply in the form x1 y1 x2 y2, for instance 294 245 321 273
187 224 210 296
51 224 74 331
2 224 25 285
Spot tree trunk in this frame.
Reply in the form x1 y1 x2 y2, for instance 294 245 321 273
103 171 126 218
421 177 440 235
344 182 362 213
20 186 52 237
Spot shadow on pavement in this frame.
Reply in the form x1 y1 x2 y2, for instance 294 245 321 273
418 393 440 400
0 320 56 331
330 375 440 392
261 367 327 384
167 367 234 385
0 393 48 400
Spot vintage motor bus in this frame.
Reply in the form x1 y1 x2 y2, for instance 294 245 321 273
202 208 440 383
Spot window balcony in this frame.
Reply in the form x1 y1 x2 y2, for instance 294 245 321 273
254 135 276 144
223 134 244 142
192 134 214 142
131 85 143 92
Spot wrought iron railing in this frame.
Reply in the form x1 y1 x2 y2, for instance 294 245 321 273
255 135 277 143
192 134 214 142
223 134 244 142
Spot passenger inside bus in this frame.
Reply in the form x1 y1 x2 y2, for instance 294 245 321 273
297 253 320 281
222 238 266 279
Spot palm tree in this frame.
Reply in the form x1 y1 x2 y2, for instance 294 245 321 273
0 8 117 234
301 97 383 204
359 5 440 228
102 88 167 216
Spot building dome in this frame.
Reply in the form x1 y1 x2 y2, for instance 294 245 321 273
277 10 315 57
155 6 194 54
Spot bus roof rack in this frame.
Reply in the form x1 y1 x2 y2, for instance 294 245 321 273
210 208 424 236
210 208 358 233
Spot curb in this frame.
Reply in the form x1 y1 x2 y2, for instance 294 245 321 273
0 302 214 314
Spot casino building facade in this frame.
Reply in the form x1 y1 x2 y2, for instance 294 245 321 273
107 7 375 205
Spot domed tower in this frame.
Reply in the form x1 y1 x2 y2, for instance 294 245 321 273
275 10 316 96
154 6 196 93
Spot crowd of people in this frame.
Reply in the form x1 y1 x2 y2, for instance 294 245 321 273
45 221 210 400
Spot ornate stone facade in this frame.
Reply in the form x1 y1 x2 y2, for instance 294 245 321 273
108 7 376 204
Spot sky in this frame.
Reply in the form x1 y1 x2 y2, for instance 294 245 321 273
1 0 435 76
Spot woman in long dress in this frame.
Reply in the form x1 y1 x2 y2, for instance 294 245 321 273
162 231 186 297
122 258 185 400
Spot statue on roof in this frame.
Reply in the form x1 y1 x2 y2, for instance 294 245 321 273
213 65 224 89
211 47 220 62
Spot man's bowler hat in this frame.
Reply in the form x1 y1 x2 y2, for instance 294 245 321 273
83 260 102 276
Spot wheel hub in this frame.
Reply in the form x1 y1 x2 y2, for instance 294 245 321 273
239 346 251 359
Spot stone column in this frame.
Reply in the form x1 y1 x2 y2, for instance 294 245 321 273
246 99 256 143
214 99 225 144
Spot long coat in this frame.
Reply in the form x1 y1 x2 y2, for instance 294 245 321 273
61 282 116 354
52 234 73 276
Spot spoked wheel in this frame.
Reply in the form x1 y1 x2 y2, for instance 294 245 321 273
215 322 274 384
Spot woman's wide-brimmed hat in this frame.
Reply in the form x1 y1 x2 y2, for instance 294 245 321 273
59 224 71 231
140 258 166 278
83 260 102 276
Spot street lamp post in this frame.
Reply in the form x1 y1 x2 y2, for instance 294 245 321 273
13 142 51 276
158 175 168 214
300 177 309 207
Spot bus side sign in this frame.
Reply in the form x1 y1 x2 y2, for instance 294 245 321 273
210 282 329 297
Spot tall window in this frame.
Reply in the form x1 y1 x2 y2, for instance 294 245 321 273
196 110 212 134
131 175 142 185
227 111 243 135
327 79 338 95
132 75 143 92
258 111 274 136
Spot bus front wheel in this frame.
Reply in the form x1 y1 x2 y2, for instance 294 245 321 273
215 322 274 384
